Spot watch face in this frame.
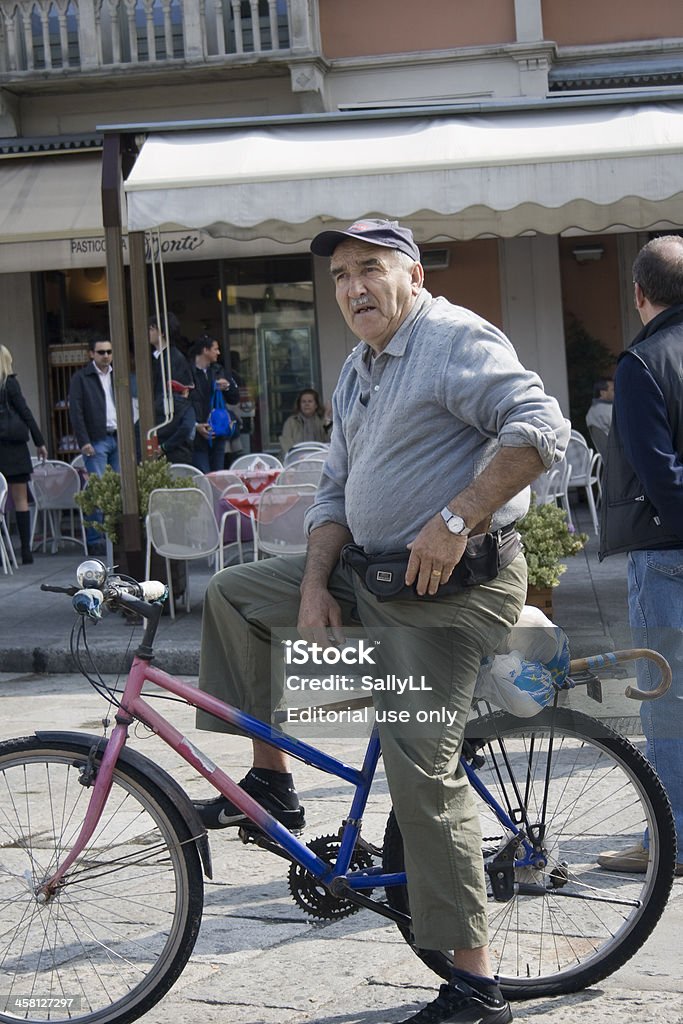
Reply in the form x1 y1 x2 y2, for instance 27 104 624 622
442 508 467 534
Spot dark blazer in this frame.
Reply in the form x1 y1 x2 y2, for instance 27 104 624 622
151 346 193 420
0 375 45 479
69 361 115 447
190 362 239 423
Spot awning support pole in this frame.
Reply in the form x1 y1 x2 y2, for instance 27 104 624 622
128 231 155 455
102 132 143 571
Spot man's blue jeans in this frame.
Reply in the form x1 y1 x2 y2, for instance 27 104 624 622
628 548 683 854
192 438 226 474
83 436 120 545
83 435 120 477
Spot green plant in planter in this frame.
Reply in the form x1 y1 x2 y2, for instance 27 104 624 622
75 458 188 544
518 494 588 588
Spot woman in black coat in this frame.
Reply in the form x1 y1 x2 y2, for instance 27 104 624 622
0 345 48 563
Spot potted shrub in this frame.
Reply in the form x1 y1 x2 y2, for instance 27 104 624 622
75 458 190 599
517 494 587 619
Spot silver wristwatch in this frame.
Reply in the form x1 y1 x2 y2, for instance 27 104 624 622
440 507 471 536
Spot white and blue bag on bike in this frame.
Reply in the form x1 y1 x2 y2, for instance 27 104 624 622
474 605 571 717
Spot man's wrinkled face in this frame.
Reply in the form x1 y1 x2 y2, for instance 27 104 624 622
329 240 423 353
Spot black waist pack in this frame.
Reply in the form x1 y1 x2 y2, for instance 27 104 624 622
341 527 522 603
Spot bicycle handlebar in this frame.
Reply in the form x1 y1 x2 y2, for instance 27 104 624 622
569 648 672 700
41 577 167 622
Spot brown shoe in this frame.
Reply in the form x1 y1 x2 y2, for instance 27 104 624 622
598 842 683 875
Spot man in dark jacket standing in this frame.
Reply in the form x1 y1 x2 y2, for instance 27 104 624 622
69 336 119 475
189 335 240 473
148 313 195 463
599 234 683 876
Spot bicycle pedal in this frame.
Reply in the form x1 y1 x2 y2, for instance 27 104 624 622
238 823 263 844
238 822 305 845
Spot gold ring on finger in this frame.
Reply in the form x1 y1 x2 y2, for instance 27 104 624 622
431 569 442 576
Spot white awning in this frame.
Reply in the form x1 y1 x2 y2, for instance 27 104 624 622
124 102 683 242
0 154 103 243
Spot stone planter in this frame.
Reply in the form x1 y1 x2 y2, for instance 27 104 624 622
525 584 554 620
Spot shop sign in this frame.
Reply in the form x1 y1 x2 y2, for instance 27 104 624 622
69 233 206 259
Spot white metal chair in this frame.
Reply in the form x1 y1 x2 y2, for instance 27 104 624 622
276 456 326 487
192 472 249 564
251 483 317 559
531 459 574 529
169 462 200 480
145 487 236 618
0 472 17 574
29 460 88 555
566 433 601 534
230 453 283 472
70 453 89 488
282 443 330 466
205 470 247 499
190 472 214 505
218 483 256 562
205 472 251 556
588 423 609 462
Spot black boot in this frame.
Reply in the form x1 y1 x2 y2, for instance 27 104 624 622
15 510 33 565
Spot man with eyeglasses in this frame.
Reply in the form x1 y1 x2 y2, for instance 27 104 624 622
69 335 120 554
69 335 120 476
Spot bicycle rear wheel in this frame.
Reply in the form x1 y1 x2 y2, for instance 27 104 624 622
383 707 676 999
0 736 204 1024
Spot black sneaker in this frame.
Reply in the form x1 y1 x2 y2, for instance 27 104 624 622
396 973 512 1024
193 769 305 834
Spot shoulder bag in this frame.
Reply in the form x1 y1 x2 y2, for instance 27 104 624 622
208 382 239 442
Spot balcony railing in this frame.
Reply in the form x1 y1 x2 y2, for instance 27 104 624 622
0 0 316 74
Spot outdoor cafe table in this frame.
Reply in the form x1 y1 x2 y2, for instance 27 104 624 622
223 493 262 520
232 467 281 493
222 489 302 524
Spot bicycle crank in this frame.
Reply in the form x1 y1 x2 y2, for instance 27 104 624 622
287 834 375 920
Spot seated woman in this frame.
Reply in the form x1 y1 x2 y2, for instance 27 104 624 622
279 388 332 454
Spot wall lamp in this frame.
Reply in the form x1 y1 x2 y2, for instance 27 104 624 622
572 245 605 263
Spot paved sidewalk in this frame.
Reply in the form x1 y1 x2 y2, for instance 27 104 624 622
0 669 680 1024
0 542 211 674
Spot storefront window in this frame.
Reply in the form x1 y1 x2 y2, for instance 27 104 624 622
41 268 111 458
40 253 318 458
217 255 319 451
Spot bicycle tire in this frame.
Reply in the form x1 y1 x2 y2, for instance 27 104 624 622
382 707 676 999
0 736 204 1024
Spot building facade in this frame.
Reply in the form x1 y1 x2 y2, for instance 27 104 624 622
1 0 682 453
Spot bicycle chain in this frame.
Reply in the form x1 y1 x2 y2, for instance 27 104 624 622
287 834 375 921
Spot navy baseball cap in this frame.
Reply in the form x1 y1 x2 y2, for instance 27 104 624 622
310 219 420 261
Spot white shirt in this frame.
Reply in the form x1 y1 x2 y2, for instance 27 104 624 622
94 363 117 431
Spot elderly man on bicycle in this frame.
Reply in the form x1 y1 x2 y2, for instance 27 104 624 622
195 219 569 1024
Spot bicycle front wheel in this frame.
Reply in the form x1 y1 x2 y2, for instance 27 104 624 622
383 707 676 999
0 736 204 1024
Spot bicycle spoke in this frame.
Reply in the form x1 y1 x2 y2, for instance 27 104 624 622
0 741 202 1024
384 708 675 998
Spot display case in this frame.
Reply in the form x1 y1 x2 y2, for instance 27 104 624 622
47 343 89 460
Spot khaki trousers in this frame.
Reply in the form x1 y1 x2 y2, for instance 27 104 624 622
197 553 527 949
